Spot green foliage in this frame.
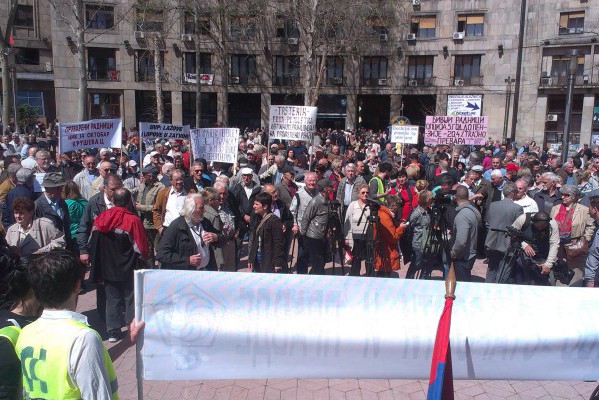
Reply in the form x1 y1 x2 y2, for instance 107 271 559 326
17 103 38 129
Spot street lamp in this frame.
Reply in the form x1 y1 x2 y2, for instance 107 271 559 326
562 54 579 164
503 76 515 143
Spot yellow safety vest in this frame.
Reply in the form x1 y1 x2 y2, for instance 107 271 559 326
369 176 386 203
15 317 119 400
0 324 20 346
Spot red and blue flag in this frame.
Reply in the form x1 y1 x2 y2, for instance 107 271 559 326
426 296 454 400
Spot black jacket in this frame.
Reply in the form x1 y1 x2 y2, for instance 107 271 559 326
34 195 75 251
248 213 285 273
76 192 107 254
156 216 219 270
231 182 261 225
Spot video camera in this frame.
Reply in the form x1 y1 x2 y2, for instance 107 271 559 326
433 190 456 209
329 200 341 212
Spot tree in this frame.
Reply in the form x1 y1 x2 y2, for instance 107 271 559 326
17 103 38 130
0 1 18 131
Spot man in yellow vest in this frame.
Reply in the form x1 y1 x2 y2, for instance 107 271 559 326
369 161 393 203
16 249 119 399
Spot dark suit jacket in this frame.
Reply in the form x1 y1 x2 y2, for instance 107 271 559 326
484 198 523 253
248 213 285 273
34 195 74 250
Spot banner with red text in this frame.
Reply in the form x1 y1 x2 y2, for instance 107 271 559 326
269 105 317 141
424 116 488 145
59 119 122 153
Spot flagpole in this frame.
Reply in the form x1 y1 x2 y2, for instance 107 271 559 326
445 263 456 299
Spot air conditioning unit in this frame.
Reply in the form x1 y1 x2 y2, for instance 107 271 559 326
379 33 388 42
453 31 464 40
45 62 52 72
231 76 240 84
541 71 551 78
333 76 343 85
546 114 558 122
408 79 418 87
287 37 299 45
181 33 193 42
378 78 388 86
134 31 145 40
412 0 421 5
454 79 464 86
540 77 552 85
406 33 417 41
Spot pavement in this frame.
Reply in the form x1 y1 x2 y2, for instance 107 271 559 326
76 257 598 400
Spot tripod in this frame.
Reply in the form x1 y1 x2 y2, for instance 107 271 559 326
408 206 450 279
354 202 381 277
326 203 346 275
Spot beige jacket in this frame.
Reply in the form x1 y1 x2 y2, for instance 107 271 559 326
550 203 595 241
5 217 66 257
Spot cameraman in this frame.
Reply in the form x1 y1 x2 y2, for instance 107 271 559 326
300 179 334 275
449 186 481 282
511 211 559 285
584 195 599 287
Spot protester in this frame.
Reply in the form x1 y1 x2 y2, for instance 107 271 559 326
343 183 370 276
373 194 406 277
248 192 285 273
64 181 88 241
300 179 334 275
405 190 433 279
135 166 164 268
450 186 481 282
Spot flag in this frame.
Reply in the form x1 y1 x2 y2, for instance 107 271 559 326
426 296 454 399
9 33 14 46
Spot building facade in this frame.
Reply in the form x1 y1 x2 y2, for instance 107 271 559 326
1 0 598 149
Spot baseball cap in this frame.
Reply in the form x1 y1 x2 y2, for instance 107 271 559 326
240 167 253 175
471 165 484 172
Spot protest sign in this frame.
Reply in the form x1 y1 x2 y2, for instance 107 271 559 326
190 128 239 164
424 116 488 145
391 125 419 144
447 95 482 117
59 119 122 153
135 270 599 381
139 122 190 140
269 105 317 141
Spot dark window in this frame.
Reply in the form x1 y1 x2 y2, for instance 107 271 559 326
183 52 212 74
361 56 388 86
136 10 163 31
549 55 585 85
17 90 44 115
275 16 299 38
325 56 343 86
16 48 39 65
89 93 120 119
408 56 433 84
230 16 256 40
85 5 114 30
135 51 165 82
184 13 210 35
182 92 217 128
457 14 484 36
410 16 436 38
545 94 583 145
559 12 584 34
231 54 257 84
135 90 172 124
14 5 34 28
87 48 118 80
273 56 300 86
454 55 482 84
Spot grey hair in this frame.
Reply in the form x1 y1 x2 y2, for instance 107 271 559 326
215 175 229 186
170 169 184 180
7 162 21 177
274 155 285 164
181 193 203 222
214 181 228 191
331 158 343 170
490 169 503 178
344 163 356 173
560 184 580 199
502 181 517 197
541 172 559 183
16 168 33 183
161 162 175 175
35 150 50 159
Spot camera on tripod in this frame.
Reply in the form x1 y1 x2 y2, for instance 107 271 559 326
432 190 455 209
329 200 341 212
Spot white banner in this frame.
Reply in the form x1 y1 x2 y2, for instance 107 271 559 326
183 73 214 85
190 128 239 164
269 105 317 141
139 122 190 140
59 119 122 153
135 270 599 381
391 125 419 144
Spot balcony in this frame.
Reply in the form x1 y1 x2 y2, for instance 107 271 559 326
539 74 596 87
136 71 169 82
273 76 299 86
87 70 120 81
451 76 483 86
405 77 434 87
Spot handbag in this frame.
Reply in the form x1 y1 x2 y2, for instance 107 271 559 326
563 236 588 258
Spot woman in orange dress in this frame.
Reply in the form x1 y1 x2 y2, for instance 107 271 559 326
373 194 408 277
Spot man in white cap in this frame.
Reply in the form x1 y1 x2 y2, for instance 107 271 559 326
231 167 261 269
123 160 140 197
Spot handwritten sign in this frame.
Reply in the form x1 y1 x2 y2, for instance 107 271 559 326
269 105 317 141
59 119 122 153
190 128 239 164
139 122 190 140
391 125 419 144
424 116 488 145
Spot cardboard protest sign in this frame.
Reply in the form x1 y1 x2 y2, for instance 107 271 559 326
190 128 239 164
59 119 122 153
269 105 317 141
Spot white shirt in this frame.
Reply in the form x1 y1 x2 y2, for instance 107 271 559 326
164 188 186 227
39 309 113 400
189 221 210 269
104 193 114 209
515 195 539 214
21 156 37 170
243 183 254 199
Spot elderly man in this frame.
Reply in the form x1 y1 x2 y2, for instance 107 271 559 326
259 155 286 184
157 193 220 270
73 155 100 200
214 181 238 271
0 162 21 204
136 165 164 267
89 160 116 198
231 167 261 265
514 178 539 214
290 172 318 274
153 169 192 237
34 172 74 250
20 146 38 169
31 149 59 198
336 163 366 218
533 172 562 213
276 165 297 208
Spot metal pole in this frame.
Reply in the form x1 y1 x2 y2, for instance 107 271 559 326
503 76 514 143
10 67 18 132
561 56 577 164
510 0 527 141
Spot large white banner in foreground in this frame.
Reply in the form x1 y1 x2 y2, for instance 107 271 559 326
135 270 599 381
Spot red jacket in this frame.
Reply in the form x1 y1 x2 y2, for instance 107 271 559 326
92 206 148 260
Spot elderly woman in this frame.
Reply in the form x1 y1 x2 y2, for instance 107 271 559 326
550 184 595 285
343 183 370 276
406 190 434 279
5 197 65 257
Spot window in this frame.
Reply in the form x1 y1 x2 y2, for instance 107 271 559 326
184 13 210 36
135 51 165 82
549 55 584 85
361 56 388 86
230 16 256 40
273 56 300 86
16 48 39 65
17 90 44 115
410 16 436 38
545 94 583 145
325 56 343 86
230 54 257 84
89 93 120 119
184 52 212 75
326 23 343 39
454 55 482 85
275 16 299 39
366 17 388 36
559 12 584 34
136 10 163 32
85 4 114 30
14 5 34 28
88 48 118 80
407 56 434 85
457 14 484 36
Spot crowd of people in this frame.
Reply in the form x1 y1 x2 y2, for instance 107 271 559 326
2 124 599 397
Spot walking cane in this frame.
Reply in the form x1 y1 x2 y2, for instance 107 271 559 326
289 233 297 274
